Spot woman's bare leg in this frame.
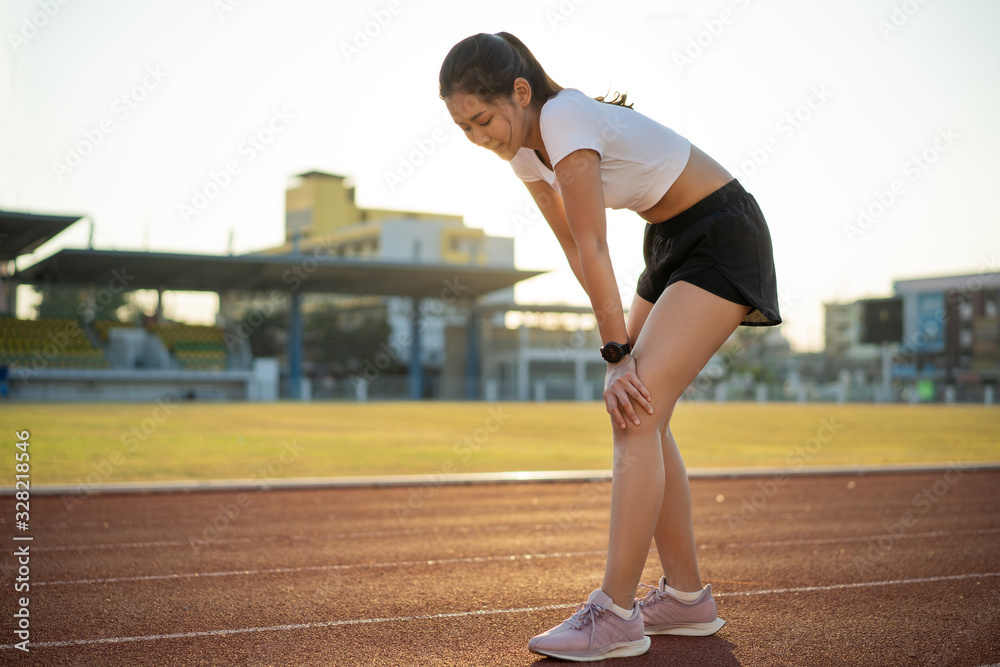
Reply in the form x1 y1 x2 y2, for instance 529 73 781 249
600 281 750 608
653 425 701 591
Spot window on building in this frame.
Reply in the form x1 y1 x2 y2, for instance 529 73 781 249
959 299 974 321
959 328 974 349
985 294 998 318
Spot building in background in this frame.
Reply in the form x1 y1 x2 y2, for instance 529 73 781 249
822 271 999 403
222 171 518 398
892 272 999 401
824 302 880 367
443 306 604 401
821 301 885 401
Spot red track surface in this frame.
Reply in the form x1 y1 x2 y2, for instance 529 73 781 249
2 470 999 666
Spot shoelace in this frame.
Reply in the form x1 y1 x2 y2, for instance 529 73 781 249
565 600 608 649
636 582 663 607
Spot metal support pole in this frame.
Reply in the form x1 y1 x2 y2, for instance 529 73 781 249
288 290 303 399
881 342 892 402
408 297 423 399
465 307 480 399
155 288 164 323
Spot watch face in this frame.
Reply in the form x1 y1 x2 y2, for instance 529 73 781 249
602 344 622 363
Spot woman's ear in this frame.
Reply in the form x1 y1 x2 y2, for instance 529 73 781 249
513 77 533 108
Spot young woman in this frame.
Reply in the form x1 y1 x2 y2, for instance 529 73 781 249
440 32 780 662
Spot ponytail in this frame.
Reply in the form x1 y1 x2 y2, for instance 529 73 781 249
595 91 634 109
494 32 564 106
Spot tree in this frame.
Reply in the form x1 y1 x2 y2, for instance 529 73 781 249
34 286 136 322
306 305 397 377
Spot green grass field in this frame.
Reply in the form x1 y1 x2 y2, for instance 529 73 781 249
2 402 998 486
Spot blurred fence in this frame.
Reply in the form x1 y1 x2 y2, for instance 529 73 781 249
298 373 996 405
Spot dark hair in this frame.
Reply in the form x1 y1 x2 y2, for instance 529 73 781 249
439 32 633 109
595 91 634 109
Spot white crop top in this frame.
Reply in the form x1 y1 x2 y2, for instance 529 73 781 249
509 88 691 213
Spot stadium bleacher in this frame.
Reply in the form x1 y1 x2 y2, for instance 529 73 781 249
0 316 109 369
0 317 229 372
148 322 228 371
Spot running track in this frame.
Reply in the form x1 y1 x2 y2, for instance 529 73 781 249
2 470 999 666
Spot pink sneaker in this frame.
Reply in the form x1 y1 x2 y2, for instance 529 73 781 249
637 576 726 636
528 589 650 661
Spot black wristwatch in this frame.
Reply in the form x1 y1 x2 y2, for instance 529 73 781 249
600 341 632 363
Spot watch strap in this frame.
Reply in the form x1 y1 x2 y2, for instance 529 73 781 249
600 341 632 362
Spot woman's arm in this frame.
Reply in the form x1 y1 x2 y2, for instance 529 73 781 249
550 148 653 429
551 149 628 345
523 180 587 291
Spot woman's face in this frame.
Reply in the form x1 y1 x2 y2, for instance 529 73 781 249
445 79 533 161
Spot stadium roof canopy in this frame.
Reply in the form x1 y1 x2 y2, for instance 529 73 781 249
14 248 543 299
6 212 549 400
0 210 85 260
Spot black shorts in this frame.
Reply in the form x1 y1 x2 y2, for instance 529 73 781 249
635 179 781 327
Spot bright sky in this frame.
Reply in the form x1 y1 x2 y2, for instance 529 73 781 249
3 0 998 351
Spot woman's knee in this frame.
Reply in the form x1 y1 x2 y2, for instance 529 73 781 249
610 419 663 473
609 392 680 444
612 412 668 444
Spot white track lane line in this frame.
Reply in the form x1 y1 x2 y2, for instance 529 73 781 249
32 524 524 552
34 551 610 587
31 527 1000 578
4 572 999 650
705 527 1000 550
29 503 1000 532
712 572 1000 597
37 536 283 552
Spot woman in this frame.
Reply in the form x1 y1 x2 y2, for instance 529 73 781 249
440 32 780 662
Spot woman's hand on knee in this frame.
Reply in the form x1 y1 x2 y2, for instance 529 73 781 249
603 356 653 430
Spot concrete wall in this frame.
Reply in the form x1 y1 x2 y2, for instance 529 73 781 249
6 367 276 402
